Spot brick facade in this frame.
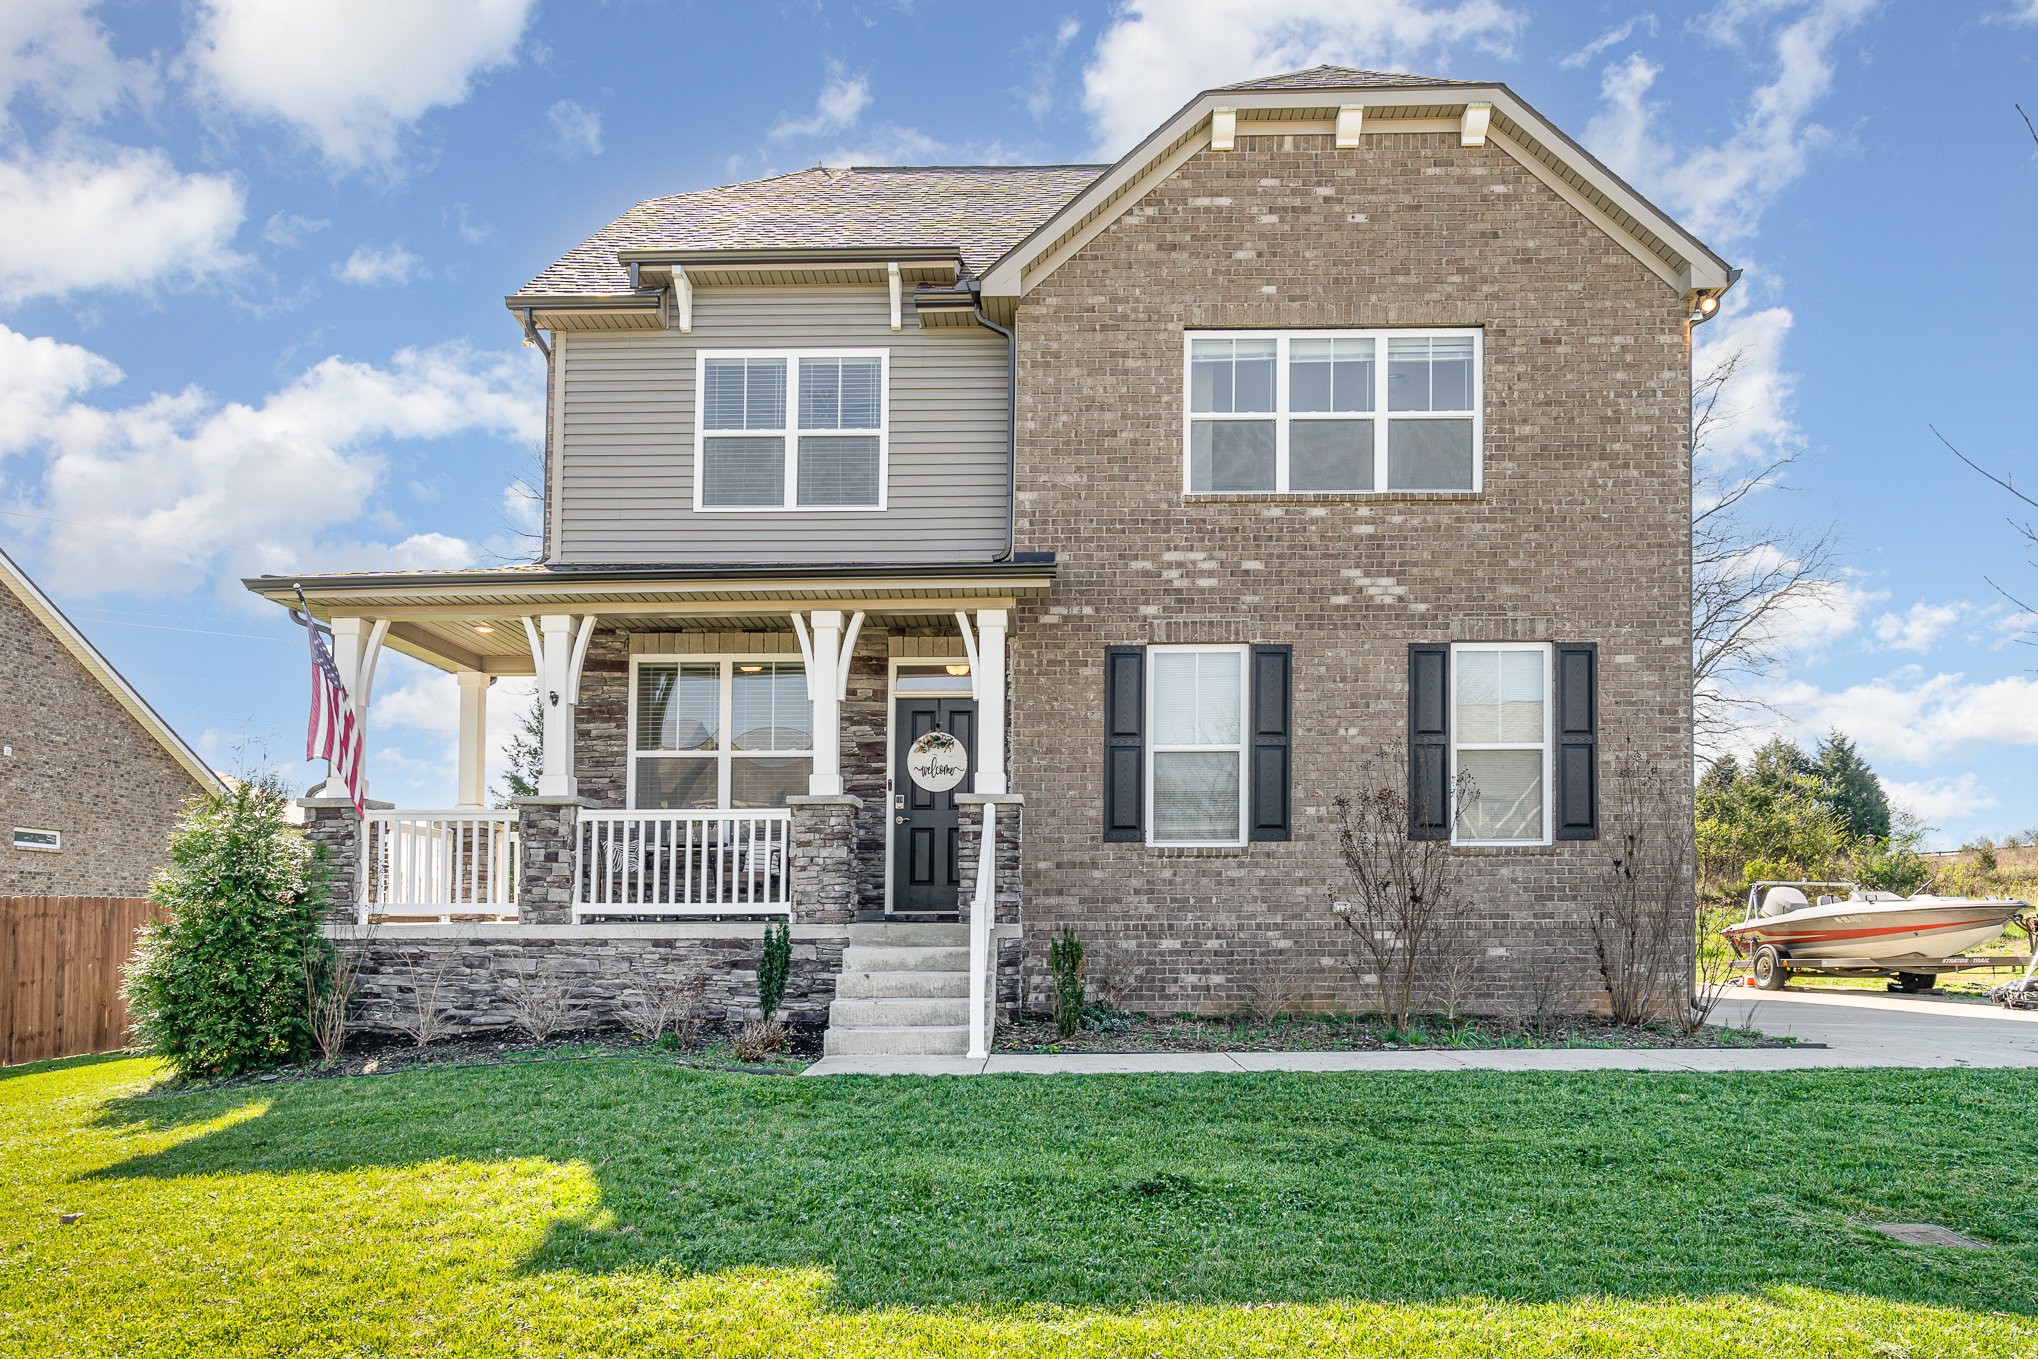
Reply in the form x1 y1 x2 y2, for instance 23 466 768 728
1009 131 1694 1017
0 580 211 897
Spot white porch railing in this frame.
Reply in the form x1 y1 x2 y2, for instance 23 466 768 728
576 809 792 919
362 810 520 922
967 802 995 1059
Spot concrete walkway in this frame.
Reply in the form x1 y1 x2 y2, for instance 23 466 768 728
801 987 2038 1076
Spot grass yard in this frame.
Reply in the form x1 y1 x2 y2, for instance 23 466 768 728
3 1055 2035 1357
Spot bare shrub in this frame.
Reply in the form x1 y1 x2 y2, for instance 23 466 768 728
1431 923 1483 1026
1328 762 1477 1030
1517 945 1578 1043
306 924 373 1063
731 1018 787 1062
618 972 707 1046
391 952 454 1047
1681 911 1742 1037
504 976 580 1042
1242 952 1305 1025
1591 744 1696 1027
1085 938 1151 1013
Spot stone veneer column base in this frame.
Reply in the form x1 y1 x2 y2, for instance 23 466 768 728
296 796 390 927
787 795 862 926
512 796 587 924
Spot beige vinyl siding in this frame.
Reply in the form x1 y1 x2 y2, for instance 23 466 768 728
555 284 1009 563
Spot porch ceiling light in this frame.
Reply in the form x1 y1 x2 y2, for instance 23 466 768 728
944 663 971 676
737 663 764 673
473 624 494 634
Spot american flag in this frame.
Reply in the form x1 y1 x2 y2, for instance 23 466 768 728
303 612 365 815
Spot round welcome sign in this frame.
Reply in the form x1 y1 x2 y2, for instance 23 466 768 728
906 729 968 793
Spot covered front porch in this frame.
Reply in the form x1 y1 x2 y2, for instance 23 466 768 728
252 561 1048 1053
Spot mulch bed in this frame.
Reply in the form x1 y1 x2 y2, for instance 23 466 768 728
994 1012 1800 1054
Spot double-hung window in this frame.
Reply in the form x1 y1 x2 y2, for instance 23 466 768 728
696 351 886 510
1449 642 1551 845
1185 329 1481 493
1146 645 1248 845
631 660 813 808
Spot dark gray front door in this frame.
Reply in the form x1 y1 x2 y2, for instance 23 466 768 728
892 697 976 913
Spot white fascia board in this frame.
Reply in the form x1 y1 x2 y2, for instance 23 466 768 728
0 546 224 793
979 83 1732 299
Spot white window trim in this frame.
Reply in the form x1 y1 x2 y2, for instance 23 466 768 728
1181 328 1483 495
1144 643 1250 848
627 655 815 809
11 827 61 852
1448 641 1553 847
692 349 891 513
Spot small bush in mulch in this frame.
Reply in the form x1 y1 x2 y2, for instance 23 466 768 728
994 1010 1796 1055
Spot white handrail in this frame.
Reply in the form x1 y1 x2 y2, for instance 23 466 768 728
362 810 520 921
576 809 792 919
967 801 995 1059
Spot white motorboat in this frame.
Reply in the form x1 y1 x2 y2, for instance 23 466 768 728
1724 880 2028 991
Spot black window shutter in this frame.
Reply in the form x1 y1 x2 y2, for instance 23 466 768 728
1408 644 1450 840
1554 642 1599 840
1249 645 1292 841
1103 646 1145 841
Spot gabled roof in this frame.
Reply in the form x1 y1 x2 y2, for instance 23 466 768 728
0 546 223 794
1219 64 1477 91
513 165 1104 301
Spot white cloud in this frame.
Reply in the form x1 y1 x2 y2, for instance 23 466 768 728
183 0 535 171
1692 296 1801 471
1871 601 1973 653
262 210 328 248
1762 669 2038 767
1582 0 1879 246
0 322 542 596
1991 0 2038 22
0 147 244 304
0 0 155 126
544 98 602 160
1884 773 1996 827
1558 15 1658 69
1020 16 1083 120
770 61 871 141
335 242 424 287
1080 0 1524 157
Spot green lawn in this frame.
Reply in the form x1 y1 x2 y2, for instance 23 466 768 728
3 1054 2034 1357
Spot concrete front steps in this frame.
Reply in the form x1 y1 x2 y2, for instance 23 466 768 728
824 922 976 1057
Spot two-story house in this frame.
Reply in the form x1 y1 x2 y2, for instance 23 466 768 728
252 67 1733 1056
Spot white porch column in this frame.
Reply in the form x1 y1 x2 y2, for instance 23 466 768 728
527 613 592 798
806 609 845 797
974 608 1008 795
322 615 387 798
455 670 490 808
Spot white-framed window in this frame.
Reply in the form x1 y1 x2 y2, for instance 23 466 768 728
629 658 813 808
1146 644 1248 846
11 827 60 852
1183 329 1482 494
1450 642 1551 846
694 350 888 511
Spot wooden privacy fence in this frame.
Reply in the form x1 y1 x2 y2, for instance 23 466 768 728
1 896 164 1066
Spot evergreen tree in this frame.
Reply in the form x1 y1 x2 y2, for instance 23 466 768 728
1815 730 1892 841
493 690 545 805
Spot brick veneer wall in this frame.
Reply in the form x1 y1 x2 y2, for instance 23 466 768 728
0 583 209 896
1011 131 1695 1018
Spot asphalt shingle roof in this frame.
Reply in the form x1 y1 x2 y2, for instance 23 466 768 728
513 67 1484 301
515 164 1106 299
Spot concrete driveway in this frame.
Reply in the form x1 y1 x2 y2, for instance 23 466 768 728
805 988 2038 1076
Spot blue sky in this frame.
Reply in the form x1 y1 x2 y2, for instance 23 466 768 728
2 1 2035 846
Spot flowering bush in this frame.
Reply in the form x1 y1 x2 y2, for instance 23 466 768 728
123 784 334 1078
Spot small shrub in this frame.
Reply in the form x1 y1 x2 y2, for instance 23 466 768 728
732 1018 787 1062
1047 927 1086 1039
1243 955 1305 1026
307 925 370 1064
505 976 579 1041
618 972 706 1046
123 784 333 1078
1080 1001 1133 1033
757 920 791 1022
391 953 454 1047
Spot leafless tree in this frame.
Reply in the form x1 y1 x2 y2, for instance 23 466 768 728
1327 763 1478 1030
1590 745 1694 1027
1681 915 1743 1037
1690 347 1843 757
1936 426 2038 648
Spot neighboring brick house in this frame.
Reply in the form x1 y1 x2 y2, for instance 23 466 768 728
1 547 221 896
248 67 1733 1053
